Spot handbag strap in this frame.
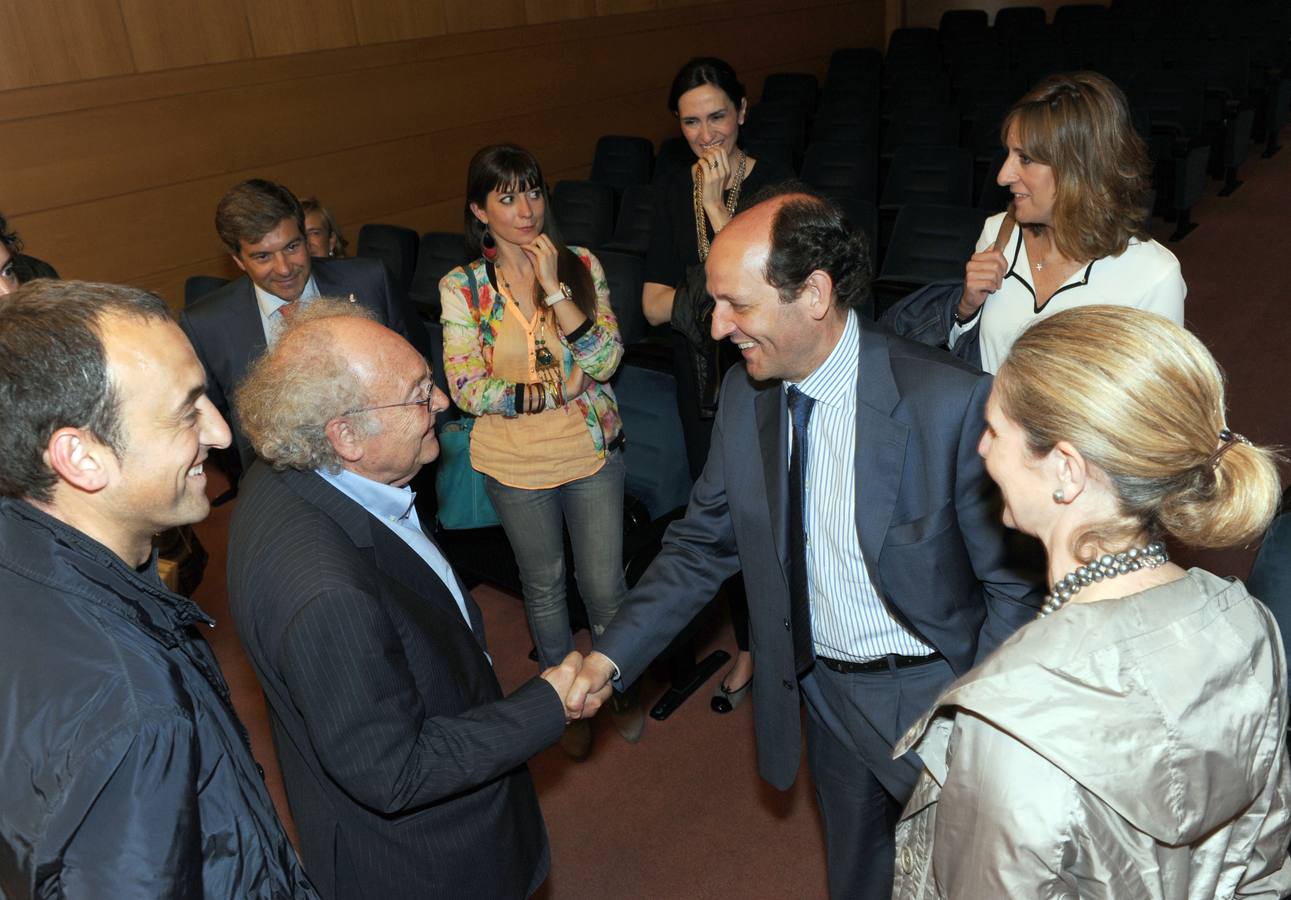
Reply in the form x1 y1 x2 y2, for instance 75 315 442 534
993 211 1018 255
463 262 481 326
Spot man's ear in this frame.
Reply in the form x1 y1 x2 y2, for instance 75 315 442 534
44 428 112 494
800 270 836 322
230 251 248 275
325 417 364 464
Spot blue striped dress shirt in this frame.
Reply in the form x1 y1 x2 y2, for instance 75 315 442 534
790 311 934 662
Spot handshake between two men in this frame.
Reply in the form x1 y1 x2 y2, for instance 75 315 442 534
543 651 622 723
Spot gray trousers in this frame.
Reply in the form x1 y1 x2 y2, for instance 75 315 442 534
799 656 956 900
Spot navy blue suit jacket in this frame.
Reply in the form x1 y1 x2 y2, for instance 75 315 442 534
597 315 1042 790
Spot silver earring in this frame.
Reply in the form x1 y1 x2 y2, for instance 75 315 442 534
1053 489 1065 503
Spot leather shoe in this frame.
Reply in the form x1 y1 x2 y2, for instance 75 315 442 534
710 677 752 714
609 691 646 744
558 720 592 761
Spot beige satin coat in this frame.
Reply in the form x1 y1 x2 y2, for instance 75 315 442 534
892 568 1291 899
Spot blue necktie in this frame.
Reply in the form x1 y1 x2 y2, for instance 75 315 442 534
787 386 816 676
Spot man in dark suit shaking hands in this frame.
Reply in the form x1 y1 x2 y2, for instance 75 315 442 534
567 189 1041 899
180 179 433 468
227 300 579 900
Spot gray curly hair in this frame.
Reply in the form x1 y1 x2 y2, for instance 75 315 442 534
235 299 382 472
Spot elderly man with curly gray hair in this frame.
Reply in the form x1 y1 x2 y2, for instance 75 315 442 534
226 299 581 900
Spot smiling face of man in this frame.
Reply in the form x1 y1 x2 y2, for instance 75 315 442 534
231 217 312 302
96 315 232 560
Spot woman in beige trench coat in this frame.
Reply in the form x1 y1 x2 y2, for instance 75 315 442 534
893 306 1291 899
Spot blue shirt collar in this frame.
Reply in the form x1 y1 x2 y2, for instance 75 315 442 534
316 466 418 525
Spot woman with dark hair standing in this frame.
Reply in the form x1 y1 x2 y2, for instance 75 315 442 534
953 71 1186 373
643 57 793 712
439 144 639 757
893 306 1290 898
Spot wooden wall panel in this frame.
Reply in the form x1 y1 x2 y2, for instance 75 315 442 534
244 0 358 57
351 0 447 45
443 0 526 33
0 1 135 90
117 0 255 72
525 0 598 24
0 0 884 309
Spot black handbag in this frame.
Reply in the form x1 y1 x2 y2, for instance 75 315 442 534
669 263 722 417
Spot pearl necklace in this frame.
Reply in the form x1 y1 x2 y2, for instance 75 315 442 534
1038 541 1169 618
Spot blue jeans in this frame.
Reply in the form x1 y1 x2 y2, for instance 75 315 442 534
484 452 627 670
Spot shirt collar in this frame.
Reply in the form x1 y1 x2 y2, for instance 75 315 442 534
316 466 418 525
253 273 319 319
787 309 858 410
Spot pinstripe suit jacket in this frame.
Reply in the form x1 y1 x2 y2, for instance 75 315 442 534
227 461 564 900
597 315 1042 791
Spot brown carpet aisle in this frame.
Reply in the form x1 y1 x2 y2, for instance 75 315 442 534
194 138 1291 900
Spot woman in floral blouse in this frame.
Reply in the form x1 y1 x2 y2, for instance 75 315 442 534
439 144 640 756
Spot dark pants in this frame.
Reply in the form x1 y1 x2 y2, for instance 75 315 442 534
799 656 955 900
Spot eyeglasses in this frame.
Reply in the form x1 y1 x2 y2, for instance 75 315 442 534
345 388 435 417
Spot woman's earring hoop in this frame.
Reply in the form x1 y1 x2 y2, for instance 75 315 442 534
481 227 498 261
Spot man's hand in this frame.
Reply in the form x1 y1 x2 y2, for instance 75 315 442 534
540 651 584 722
564 651 617 720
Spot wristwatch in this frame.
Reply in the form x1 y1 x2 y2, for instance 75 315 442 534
543 283 573 307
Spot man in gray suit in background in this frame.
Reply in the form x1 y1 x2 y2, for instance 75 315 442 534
180 178 433 468
567 189 1041 899
226 300 578 900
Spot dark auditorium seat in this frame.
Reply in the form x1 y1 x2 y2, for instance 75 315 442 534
184 275 229 308
602 184 655 258
939 9 989 42
801 141 878 203
880 145 974 211
596 249 649 348
551 180 615 250
408 231 468 319
742 99 810 160
880 103 961 162
590 135 654 196
1133 71 1212 240
872 204 987 317
993 6 1047 42
760 72 819 111
356 223 420 298
654 136 696 183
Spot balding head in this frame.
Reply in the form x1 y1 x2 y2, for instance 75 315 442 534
705 189 871 383
237 300 383 472
237 299 445 485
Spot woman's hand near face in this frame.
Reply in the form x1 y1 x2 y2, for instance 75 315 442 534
693 146 735 232
521 234 562 297
961 248 1009 319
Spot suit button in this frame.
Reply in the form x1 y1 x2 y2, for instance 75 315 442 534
783 618 791 630
900 846 914 874
782 678 794 690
